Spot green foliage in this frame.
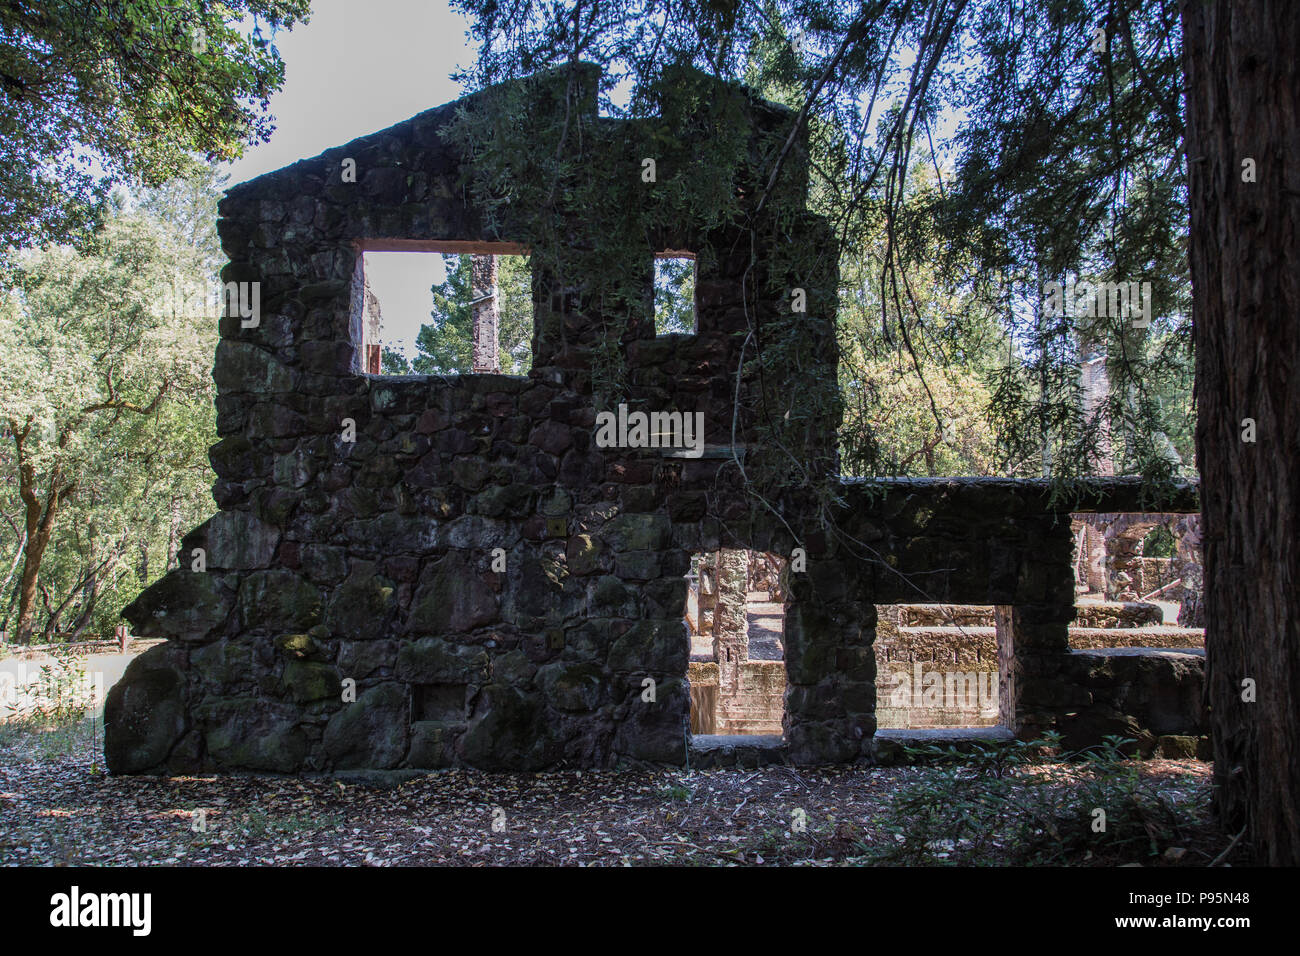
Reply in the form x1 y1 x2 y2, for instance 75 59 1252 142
1143 525 1176 559
0 170 220 641
416 253 475 374
385 254 534 376
0 1 308 256
859 734 1205 865
653 258 696 335
0 651 93 724
449 0 1195 504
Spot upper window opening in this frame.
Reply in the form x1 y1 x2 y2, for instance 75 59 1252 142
654 254 696 335
352 243 533 376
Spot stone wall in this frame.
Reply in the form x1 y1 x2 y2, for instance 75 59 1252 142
1073 512 1203 602
104 64 1205 775
873 598 1204 730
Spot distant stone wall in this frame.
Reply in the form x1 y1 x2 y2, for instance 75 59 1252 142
874 615 1000 728
1074 513 1202 601
692 659 784 735
1134 557 1176 596
874 595 1203 732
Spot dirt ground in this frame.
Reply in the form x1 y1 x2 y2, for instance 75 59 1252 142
0 719 1246 867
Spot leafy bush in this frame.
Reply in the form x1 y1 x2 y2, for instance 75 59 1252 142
858 734 1207 865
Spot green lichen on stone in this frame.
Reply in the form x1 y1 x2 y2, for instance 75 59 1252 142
322 683 410 770
275 632 319 659
197 698 308 772
459 684 556 770
607 620 687 674
537 661 605 712
121 570 235 639
566 534 602 575
600 513 672 552
103 644 189 773
407 720 463 769
191 640 253 687
237 568 323 631
282 660 341 703
408 554 498 633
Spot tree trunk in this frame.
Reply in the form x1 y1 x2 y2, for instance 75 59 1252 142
1182 0 1300 865
0 529 25 618
69 562 103 639
15 490 62 644
470 254 500 373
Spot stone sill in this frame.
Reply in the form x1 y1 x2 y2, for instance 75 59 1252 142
1070 646 1205 658
689 733 786 769
874 726 1015 744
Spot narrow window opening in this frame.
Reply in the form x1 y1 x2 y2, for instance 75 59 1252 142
413 683 468 722
654 254 696 335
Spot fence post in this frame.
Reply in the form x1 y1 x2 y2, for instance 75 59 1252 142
115 624 129 653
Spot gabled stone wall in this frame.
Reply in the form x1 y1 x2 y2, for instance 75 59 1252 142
104 65 1203 776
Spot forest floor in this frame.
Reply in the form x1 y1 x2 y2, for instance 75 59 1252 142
0 717 1253 867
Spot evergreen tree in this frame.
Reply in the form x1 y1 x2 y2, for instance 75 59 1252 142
411 254 533 375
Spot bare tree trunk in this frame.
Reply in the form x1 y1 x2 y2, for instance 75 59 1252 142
40 582 63 641
70 562 105 639
470 255 500 373
1183 0 1300 865
11 423 75 643
0 529 25 609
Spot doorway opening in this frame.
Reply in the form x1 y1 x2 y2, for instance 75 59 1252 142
685 550 787 736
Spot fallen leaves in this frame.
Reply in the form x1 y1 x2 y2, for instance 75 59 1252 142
0 726 1224 867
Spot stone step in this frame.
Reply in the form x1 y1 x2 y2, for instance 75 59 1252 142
688 733 787 769
1069 626 1204 649
874 624 1205 662
890 601 1165 628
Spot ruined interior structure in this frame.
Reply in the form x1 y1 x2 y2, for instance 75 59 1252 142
104 66 1206 775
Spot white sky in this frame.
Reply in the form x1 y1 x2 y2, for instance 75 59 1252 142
223 0 476 356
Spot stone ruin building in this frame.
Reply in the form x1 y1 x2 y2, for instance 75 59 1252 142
104 66 1207 776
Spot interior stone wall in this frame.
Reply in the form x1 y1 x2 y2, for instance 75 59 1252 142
103 65 1204 776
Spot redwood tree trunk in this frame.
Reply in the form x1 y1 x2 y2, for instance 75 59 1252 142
1182 0 1300 865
